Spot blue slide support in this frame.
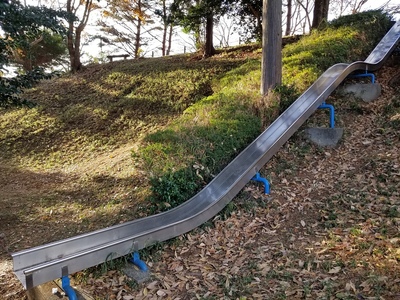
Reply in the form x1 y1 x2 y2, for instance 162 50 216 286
318 103 335 128
251 172 270 194
349 72 375 83
61 275 78 300
131 252 148 271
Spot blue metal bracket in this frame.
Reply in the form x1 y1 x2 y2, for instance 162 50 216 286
131 252 148 272
61 275 78 300
349 72 375 83
318 102 335 128
251 172 270 194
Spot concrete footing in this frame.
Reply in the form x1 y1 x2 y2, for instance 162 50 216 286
305 127 344 147
26 279 93 300
123 265 151 284
339 83 381 102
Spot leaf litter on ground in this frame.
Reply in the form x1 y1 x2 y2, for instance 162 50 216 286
70 64 400 299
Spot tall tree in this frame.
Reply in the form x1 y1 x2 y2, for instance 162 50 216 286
171 0 229 57
99 0 156 58
312 0 330 29
66 0 98 72
155 0 175 56
10 30 67 71
0 0 70 106
260 0 282 95
285 0 292 36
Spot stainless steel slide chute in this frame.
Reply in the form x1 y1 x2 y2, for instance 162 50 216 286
12 20 400 290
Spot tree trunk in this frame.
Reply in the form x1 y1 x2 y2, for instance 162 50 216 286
161 0 167 56
66 0 93 72
203 13 215 58
134 0 142 58
260 0 282 95
312 0 330 29
166 23 173 56
73 24 83 71
285 0 292 36
66 17 81 72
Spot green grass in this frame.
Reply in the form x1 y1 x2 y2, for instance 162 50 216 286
280 10 392 105
134 58 263 211
135 11 393 211
0 10 393 226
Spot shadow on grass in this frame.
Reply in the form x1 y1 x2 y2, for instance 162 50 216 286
0 56 249 169
0 166 149 253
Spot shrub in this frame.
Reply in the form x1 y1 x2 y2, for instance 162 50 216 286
150 168 200 211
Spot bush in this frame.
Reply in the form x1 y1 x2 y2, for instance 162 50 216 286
150 168 200 211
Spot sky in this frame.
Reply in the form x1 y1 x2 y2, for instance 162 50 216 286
358 0 400 19
122 0 400 58
364 0 400 10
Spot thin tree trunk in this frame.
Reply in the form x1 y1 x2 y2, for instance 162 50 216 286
134 0 142 58
161 0 167 56
66 0 93 72
73 24 83 71
285 0 292 36
166 23 173 56
66 2 76 72
261 0 282 95
135 19 141 58
203 13 215 58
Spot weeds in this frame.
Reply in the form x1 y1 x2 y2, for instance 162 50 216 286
149 168 200 211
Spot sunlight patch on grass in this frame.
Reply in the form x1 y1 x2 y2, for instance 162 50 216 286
135 58 264 211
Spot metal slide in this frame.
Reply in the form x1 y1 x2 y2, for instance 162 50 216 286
12 20 400 290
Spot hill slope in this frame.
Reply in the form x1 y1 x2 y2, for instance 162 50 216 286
76 56 400 300
0 11 398 299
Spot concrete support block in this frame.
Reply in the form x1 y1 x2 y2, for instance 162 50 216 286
339 83 381 102
305 127 344 148
123 265 151 284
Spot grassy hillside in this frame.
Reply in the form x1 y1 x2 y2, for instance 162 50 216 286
0 11 394 240
1 10 400 300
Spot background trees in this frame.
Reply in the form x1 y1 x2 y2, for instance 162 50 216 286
0 0 70 106
2 0 398 108
155 0 176 56
329 0 376 18
98 0 158 59
171 0 230 57
66 0 99 72
10 30 67 71
228 0 263 42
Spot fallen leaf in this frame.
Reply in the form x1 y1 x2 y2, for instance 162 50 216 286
328 266 341 274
